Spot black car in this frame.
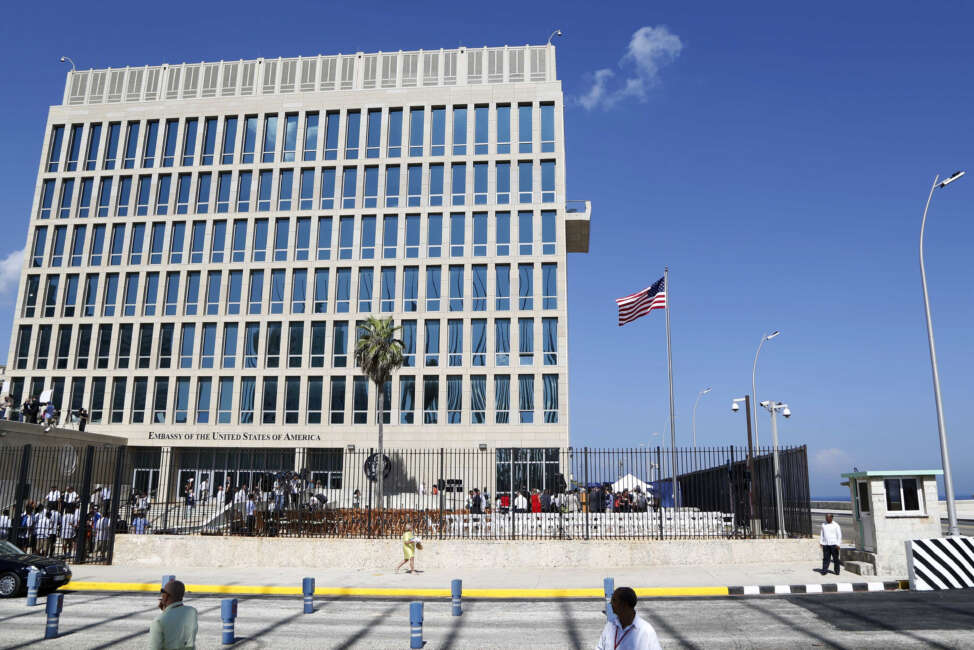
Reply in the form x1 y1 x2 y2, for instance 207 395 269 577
0 540 72 597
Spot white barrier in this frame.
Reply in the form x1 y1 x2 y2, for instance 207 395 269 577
906 536 974 591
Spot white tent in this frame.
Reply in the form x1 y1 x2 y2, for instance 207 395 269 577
612 473 652 493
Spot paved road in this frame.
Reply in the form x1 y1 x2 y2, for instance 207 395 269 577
1 590 972 648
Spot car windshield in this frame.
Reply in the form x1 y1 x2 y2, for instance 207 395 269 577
0 540 25 555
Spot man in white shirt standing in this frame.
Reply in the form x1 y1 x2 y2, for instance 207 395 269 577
820 513 843 575
595 587 662 650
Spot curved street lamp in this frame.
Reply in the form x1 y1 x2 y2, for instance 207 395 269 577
59 56 76 72
919 170 964 537
547 29 564 45
751 330 779 449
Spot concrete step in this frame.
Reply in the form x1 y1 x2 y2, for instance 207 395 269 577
839 547 876 564
842 560 876 576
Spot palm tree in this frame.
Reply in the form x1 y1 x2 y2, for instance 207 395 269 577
354 316 404 520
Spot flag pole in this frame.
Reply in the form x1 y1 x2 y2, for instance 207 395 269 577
664 267 678 509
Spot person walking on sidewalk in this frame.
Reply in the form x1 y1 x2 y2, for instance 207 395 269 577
595 587 662 650
150 579 198 650
819 513 842 575
395 526 421 574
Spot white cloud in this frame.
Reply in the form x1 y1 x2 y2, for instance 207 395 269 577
577 25 683 110
812 447 853 478
0 248 24 295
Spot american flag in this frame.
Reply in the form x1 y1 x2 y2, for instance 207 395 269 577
616 277 666 326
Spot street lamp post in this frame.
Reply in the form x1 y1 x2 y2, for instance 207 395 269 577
760 400 791 537
59 56 76 72
919 170 965 537
751 331 779 449
692 387 711 449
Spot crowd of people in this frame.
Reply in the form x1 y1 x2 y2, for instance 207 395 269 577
0 483 113 558
475 484 655 515
1 394 88 432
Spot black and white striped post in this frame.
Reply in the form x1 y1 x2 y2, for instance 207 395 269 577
906 536 974 590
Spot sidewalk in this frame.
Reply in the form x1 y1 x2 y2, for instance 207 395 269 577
66 562 907 598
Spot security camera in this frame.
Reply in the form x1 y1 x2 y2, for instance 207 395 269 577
760 400 770 408
782 407 791 418
731 402 740 412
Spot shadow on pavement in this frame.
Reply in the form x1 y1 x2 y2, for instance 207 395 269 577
84 601 224 650
734 597 845 649
333 603 399 649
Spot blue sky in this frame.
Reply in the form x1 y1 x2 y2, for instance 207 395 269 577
1 1 972 498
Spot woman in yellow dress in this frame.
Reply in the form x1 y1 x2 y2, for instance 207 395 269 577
395 526 421 573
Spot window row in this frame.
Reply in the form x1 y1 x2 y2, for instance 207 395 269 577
44 104 556 173
21 263 558 319
37 161 558 220
13 317 560 372
10 373 561 426
29 211 558 269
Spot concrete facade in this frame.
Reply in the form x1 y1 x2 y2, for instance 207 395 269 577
114 534 819 569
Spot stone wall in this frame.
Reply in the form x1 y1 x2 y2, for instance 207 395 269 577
114 534 818 569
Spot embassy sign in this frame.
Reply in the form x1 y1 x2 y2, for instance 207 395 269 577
146 431 323 443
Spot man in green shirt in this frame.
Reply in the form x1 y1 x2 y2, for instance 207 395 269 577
150 579 198 649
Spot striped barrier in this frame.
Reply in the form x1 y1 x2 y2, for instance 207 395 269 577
906 536 974 591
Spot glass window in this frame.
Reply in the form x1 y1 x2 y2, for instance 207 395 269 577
324 111 339 160
427 213 442 257
496 104 511 154
38 180 55 219
184 271 201 315
518 104 532 153
95 324 111 368
131 377 147 423
358 267 374 312
345 110 360 159
102 273 118 316
121 273 137 316
159 324 175 369
189 221 205 263
336 267 351 313
366 109 381 158
541 161 555 203
543 317 558 365
248 270 264 314
474 162 488 205
77 178 93 218
55 179 75 220
91 378 107 423
330 377 346 423
201 323 216 368
472 319 486 366
237 170 252 212
96 177 112 217
43 276 60 317
262 114 278 163
472 264 487 311
253 218 268 261
543 374 559 422
451 163 466 205
135 176 151 215
222 116 238 164
304 112 319 161
471 375 487 423
85 123 102 170
51 225 67 266
292 269 307 313
430 107 445 156
122 121 139 168
387 108 402 157
382 215 398 258
257 169 273 211
240 376 256 423
518 162 533 204
270 269 285 314
155 175 171 215
424 320 440 366
142 271 159 316
364 166 379 207
403 266 418 312
519 211 533 255
543 263 557 309
116 176 132 216
399 376 415 424
244 323 260 368
104 122 120 169
74 325 91 369
450 213 464 257
451 106 466 155
278 169 293 210
196 378 212 424
285 376 300 423
405 214 419 258
541 103 555 152
288 322 304 368
496 211 510 256
342 167 357 208
175 174 191 214
231 220 247 262
222 323 238 368
162 119 178 166
496 264 510 310
449 265 463 311
398 163 418 207
179 323 195 368
385 165 400 207
210 220 226 263
474 105 488 154
283 114 298 162
300 169 315 210
519 318 534 366
409 107 424 156
262 377 278 423
429 164 444 206
495 318 510 366
317 216 333 260
381 267 396 312
56 323 73 368
320 167 336 209
473 213 487 257
137 324 153 368
353 376 368 424
519 374 534 423
447 375 462 423
274 218 290 261
333 321 348 367
169 221 186 263
426 266 441 311
423 375 439 423
310 322 326 367
201 117 217 165
217 377 233 423
519 263 534 310
181 118 198 166
265 322 282 368
448 318 463 366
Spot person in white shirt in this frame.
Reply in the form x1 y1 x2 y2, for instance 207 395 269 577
94 515 111 555
199 477 209 504
514 491 528 513
595 587 662 650
820 513 843 575
35 509 55 556
45 487 61 509
63 487 78 505
0 509 10 538
60 508 78 556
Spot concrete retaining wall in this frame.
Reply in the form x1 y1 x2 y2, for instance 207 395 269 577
114 535 818 569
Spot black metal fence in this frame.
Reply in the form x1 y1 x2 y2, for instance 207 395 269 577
117 445 811 542
0 444 126 565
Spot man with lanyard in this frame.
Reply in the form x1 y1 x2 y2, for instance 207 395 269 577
595 587 662 650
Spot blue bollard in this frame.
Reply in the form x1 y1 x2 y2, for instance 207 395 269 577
409 601 424 649
26 568 41 606
221 598 237 645
603 577 616 623
45 593 64 639
162 574 175 589
451 579 462 616
302 577 315 614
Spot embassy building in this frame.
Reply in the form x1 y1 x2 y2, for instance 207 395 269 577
7 44 591 501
